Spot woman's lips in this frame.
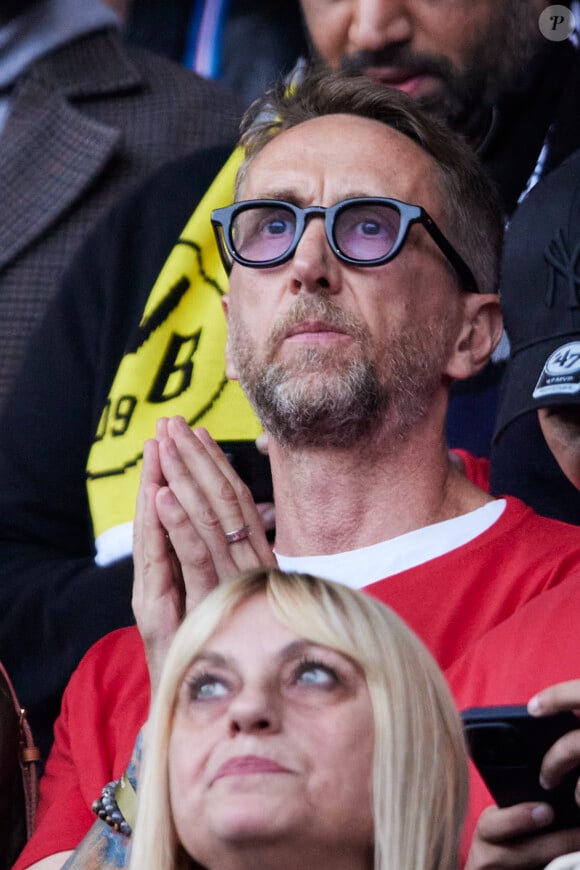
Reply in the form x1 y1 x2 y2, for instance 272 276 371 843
212 755 292 783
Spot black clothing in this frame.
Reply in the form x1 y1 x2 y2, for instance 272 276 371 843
491 413 580 525
0 146 231 759
447 39 580 454
126 0 308 106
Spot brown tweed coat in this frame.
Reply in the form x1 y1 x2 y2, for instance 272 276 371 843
0 27 241 406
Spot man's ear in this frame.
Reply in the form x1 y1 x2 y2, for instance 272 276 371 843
445 293 503 381
221 296 239 381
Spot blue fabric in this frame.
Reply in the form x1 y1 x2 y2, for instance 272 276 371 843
184 0 231 77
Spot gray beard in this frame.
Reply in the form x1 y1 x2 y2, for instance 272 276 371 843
229 296 451 450
248 352 389 448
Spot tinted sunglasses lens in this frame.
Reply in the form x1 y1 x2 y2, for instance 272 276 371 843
231 204 297 264
334 202 401 262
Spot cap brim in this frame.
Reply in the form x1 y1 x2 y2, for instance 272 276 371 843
493 335 580 442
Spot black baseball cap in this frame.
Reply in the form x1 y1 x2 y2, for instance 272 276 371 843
493 149 580 442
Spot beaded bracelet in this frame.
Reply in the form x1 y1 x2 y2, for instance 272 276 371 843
92 774 134 837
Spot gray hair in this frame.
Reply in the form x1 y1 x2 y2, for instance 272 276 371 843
236 68 503 295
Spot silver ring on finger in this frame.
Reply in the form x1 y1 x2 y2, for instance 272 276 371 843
224 524 251 545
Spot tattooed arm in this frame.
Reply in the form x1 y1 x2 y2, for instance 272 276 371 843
23 828 128 870
60 822 131 870
23 823 129 870
27 733 142 870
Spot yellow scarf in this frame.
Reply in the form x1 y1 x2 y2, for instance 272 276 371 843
86 147 262 563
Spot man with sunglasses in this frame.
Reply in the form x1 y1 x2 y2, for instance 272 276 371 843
17 71 580 870
1 0 578 766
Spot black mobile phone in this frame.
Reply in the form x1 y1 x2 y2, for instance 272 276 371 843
220 440 273 505
462 705 580 831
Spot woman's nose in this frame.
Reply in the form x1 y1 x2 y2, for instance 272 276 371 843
228 683 282 735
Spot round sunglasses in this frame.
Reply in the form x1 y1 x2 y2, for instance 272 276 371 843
211 197 479 293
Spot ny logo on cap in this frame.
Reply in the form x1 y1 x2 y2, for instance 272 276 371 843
544 229 580 309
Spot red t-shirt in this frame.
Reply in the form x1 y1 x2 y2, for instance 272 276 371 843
14 497 580 868
452 448 491 492
448 576 580 863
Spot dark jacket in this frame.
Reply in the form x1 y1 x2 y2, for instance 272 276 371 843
0 26 241 404
0 145 232 759
447 38 580 454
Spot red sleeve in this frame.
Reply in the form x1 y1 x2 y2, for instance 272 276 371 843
446 577 580 866
13 627 149 868
12 684 96 868
452 448 490 492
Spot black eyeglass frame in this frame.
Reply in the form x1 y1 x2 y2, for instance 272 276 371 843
211 196 479 293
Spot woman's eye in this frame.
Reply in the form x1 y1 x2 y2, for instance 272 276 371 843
188 674 229 701
295 661 338 688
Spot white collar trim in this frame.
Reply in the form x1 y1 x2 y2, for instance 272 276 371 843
275 499 507 589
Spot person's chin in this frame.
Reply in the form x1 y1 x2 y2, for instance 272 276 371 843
207 794 297 842
280 339 360 369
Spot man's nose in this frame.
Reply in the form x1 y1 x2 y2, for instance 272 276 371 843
348 0 413 51
289 219 340 296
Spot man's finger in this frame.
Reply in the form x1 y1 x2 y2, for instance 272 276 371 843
466 803 580 870
541 731 580 789
189 424 275 564
467 827 580 870
134 439 162 559
133 440 167 592
155 485 221 611
155 416 169 441
529 681 580 718
158 435 249 577
475 802 554 844
161 421 275 567
132 481 180 621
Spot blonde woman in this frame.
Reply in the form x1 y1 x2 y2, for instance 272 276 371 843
129 568 469 870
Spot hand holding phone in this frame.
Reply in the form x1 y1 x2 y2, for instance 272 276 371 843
462 705 580 831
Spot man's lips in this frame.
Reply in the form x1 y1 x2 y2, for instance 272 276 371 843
363 67 436 97
283 321 351 342
212 755 292 783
